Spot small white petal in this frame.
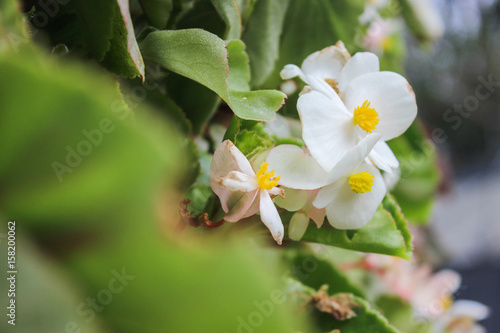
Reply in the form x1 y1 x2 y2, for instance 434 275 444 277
280 64 307 82
450 300 490 321
338 52 380 94
259 190 284 245
324 163 386 229
267 144 330 190
211 140 255 213
298 90 355 172
227 141 256 177
313 182 339 209
369 141 399 173
219 171 258 192
289 212 310 241
224 190 259 222
301 45 347 81
327 133 381 184
343 71 417 141
264 113 292 138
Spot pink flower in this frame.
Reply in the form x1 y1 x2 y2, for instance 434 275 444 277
210 140 285 244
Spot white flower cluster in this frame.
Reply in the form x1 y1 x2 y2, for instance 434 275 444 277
210 42 417 244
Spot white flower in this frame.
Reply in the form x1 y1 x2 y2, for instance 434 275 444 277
282 44 416 173
280 41 351 97
296 55 416 173
267 134 386 230
210 140 285 244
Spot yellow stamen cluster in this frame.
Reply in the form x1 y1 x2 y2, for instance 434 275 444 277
256 162 280 190
324 78 340 94
348 170 374 193
353 100 379 133
440 295 453 310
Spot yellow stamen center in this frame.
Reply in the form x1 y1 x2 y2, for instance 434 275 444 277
440 295 453 310
353 100 379 133
324 78 340 94
348 171 374 193
256 162 280 190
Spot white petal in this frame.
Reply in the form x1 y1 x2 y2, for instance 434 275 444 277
324 163 386 229
228 141 256 177
224 190 259 222
338 52 380 95
288 212 310 241
266 144 330 190
301 45 348 81
219 171 258 192
211 140 254 212
264 113 292 138
273 187 308 211
449 300 490 321
297 90 355 172
369 141 399 173
313 182 339 209
326 133 381 184
343 71 417 141
280 64 307 83
259 190 284 245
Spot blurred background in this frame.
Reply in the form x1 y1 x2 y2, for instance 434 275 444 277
405 0 500 330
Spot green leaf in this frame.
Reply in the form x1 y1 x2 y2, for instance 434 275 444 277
284 281 399 333
185 184 214 215
211 0 242 40
298 201 412 260
241 0 290 87
377 295 433 333
0 47 181 230
101 0 145 79
165 71 220 134
139 0 173 29
227 39 250 91
388 122 440 224
234 129 270 157
382 195 412 259
262 0 365 88
73 0 116 61
322 294 400 332
288 254 366 298
140 29 286 121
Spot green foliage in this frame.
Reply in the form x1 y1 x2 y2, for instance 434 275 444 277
139 0 173 29
298 197 412 260
388 122 440 224
211 0 242 39
140 29 286 121
242 0 290 87
288 253 366 298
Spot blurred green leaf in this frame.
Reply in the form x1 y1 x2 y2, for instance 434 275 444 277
388 122 440 224
211 0 242 39
288 253 366 298
140 28 286 121
377 295 432 333
0 48 180 231
241 0 290 87
318 294 400 332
